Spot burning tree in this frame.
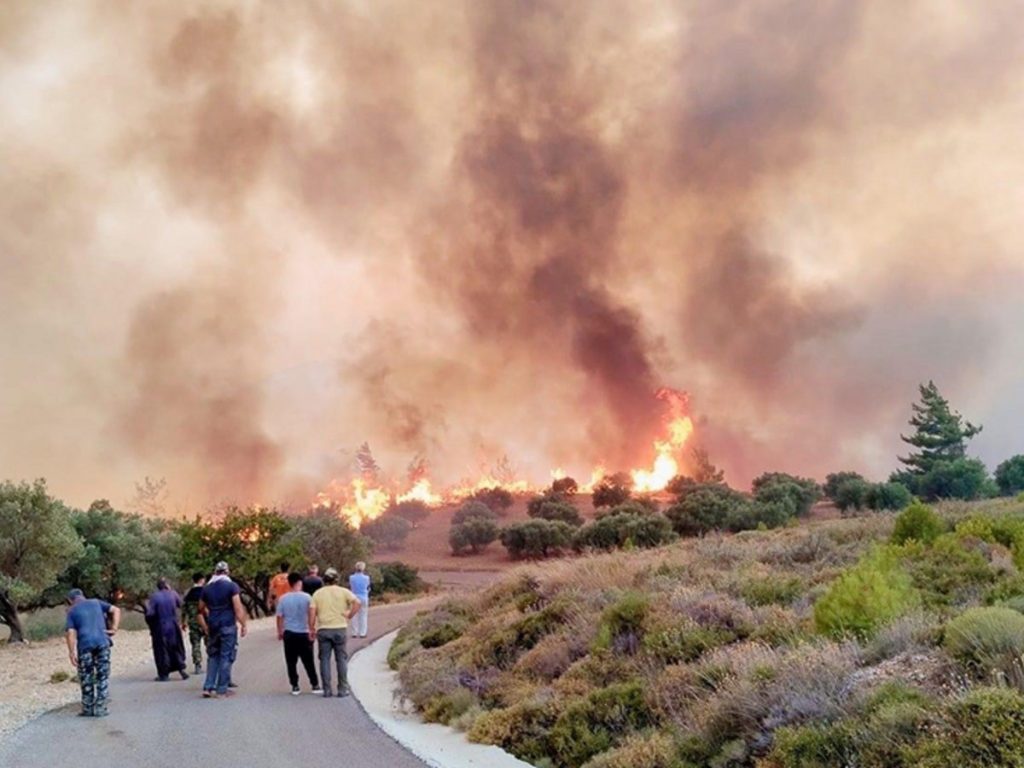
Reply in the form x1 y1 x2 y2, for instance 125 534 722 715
355 442 381 483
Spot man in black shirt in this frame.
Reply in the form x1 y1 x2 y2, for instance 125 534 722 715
302 564 323 595
181 572 206 674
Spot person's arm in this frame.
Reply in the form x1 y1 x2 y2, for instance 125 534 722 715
346 596 362 622
231 593 248 638
197 599 209 636
66 628 78 667
107 605 121 635
308 600 317 641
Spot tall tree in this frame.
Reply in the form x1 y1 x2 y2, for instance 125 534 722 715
0 480 83 643
898 381 982 474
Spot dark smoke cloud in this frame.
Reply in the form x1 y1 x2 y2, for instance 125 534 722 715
1 0 1022 508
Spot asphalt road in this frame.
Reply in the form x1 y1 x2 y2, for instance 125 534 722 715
0 596 445 768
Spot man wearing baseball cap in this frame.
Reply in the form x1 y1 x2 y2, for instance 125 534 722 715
308 567 361 697
198 561 248 698
65 588 121 717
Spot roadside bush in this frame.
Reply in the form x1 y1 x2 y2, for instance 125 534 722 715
529 499 584 527
592 473 633 508
752 472 821 516
450 517 500 555
580 732 679 768
824 471 865 501
550 681 657 768
574 513 675 552
361 514 411 549
501 520 575 559
389 499 430 527
664 485 749 537
865 482 913 511
453 501 497 526
891 501 944 545
833 478 872 514
943 606 1024 676
917 458 990 501
996 455 1024 496
468 700 558 763
373 561 422 593
814 547 921 639
471 486 515 515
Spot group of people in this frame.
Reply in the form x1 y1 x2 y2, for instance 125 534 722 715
63 560 372 717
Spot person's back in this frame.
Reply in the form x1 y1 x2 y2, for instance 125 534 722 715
67 598 113 654
310 569 360 697
182 578 205 674
269 571 290 606
311 584 357 629
349 571 370 600
302 574 323 596
201 577 240 630
277 590 312 634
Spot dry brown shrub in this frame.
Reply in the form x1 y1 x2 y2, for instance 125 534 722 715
515 632 575 680
580 731 678 768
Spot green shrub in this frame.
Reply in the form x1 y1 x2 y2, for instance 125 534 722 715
530 499 584 527
469 700 558 763
389 499 430 526
642 622 734 664
891 501 944 545
764 721 856 768
361 514 411 549
995 455 1024 496
580 732 680 768
452 501 497 526
833 478 871 513
470 486 515 515
594 593 649 655
909 687 1024 767
500 520 575 559
814 547 921 639
449 516 500 555
824 471 866 501
423 688 477 724
592 474 633 508
550 682 657 767
373 561 422 593
594 500 659 519
664 485 750 536
917 458 990 501
481 602 569 668
865 482 913 511
573 513 675 552
943 606 1024 675
739 574 803 606
752 472 821 516
897 535 997 607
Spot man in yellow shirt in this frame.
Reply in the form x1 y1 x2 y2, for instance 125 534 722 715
308 567 361 697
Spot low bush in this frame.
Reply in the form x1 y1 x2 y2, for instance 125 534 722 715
824 471 866 501
739 574 803 607
361 514 411 549
833 478 872 514
470 486 515 515
592 474 633 509
530 499 584 527
373 561 422 593
865 481 913 511
580 731 679 768
527 491 569 517
453 500 497 526
389 499 430 526
469 699 559 763
663 485 750 537
501 519 575 559
551 477 580 496
917 458 990 501
891 501 944 545
550 681 658 767
814 547 921 639
574 513 675 552
594 593 649 655
450 516 500 555
908 687 1024 767
595 499 659 519
752 472 821 517
897 536 997 608
943 606 1024 676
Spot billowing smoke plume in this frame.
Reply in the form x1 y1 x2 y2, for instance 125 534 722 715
1 0 1022 509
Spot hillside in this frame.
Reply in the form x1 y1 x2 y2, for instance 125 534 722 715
389 497 1024 768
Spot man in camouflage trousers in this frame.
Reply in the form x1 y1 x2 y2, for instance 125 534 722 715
182 572 206 674
65 589 121 717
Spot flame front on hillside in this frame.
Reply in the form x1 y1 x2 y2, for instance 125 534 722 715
315 387 695 528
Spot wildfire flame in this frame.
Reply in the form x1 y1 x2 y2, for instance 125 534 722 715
396 478 443 506
630 388 694 493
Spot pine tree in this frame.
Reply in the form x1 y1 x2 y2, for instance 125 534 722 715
690 447 725 485
898 381 982 474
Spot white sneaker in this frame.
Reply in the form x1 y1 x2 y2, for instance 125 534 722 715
291 686 300 696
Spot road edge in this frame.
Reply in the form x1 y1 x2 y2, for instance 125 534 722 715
349 630 533 768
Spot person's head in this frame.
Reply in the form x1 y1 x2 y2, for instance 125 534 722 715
288 572 304 590
156 577 170 591
323 567 339 585
308 564 319 577
214 561 230 576
354 561 366 573
192 572 206 586
66 588 85 606
279 562 290 573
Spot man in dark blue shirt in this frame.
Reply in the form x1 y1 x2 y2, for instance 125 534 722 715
65 589 121 717
198 561 248 698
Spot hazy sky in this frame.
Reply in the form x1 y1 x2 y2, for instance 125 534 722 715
1 0 1022 510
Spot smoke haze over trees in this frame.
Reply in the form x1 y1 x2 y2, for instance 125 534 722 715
1 1 1023 508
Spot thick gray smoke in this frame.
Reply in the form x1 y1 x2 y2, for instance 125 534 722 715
1 0 1022 509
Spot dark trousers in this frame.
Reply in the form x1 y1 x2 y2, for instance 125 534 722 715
203 625 237 695
317 629 347 693
283 631 319 688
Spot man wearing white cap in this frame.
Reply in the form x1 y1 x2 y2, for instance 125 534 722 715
198 561 248 698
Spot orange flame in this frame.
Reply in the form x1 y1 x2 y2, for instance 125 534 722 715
630 388 694 493
396 478 443 506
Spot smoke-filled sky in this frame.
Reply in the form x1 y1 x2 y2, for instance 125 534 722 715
2 0 1023 510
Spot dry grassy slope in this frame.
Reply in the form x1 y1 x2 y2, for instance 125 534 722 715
389 497 1024 768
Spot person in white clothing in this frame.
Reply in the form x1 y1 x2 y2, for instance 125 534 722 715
348 562 371 638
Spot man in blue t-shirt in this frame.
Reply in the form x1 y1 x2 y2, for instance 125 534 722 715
198 561 248 698
275 572 321 695
348 562 371 638
65 589 121 717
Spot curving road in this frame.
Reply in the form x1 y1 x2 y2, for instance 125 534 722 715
0 595 451 768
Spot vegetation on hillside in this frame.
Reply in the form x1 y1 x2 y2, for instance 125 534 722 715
393 496 1024 767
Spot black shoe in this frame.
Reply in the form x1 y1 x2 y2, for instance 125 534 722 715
290 686 300 696
155 676 169 682
194 664 202 674
337 687 350 698
322 690 333 698
227 682 238 689
179 670 190 680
